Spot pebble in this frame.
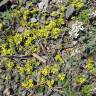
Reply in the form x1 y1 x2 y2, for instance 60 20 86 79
30 18 37 23
38 0 49 11
17 26 25 33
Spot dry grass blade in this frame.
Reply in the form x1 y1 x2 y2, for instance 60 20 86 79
32 53 47 63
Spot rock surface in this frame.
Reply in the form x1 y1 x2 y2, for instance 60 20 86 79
65 4 75 19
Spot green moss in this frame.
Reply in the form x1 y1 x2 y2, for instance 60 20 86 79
81 84 96 96
78 10 89 23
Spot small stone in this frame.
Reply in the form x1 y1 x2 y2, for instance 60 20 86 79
38 2 44 10
22 90 27 95
30 18 37 23
38 0 49 11
40 16 45 24
65 4 75 19
17 26 25 33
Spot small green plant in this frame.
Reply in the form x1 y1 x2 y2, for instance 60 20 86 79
81 83 96 96
78 10 89 23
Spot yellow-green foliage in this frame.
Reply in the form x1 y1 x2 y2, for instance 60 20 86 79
55 54 64 63
75 74 87 84
71 0 84 9
86 55 94 71
41 65 51 76
0 22 3 30
51 64 59 74
46 79 54 88
78 10 89 23
21 78 34 88
13 33 23 45
16 65 24 75
7 61 14 70
25 61 33 74
58 73 65 81
51 11 57 17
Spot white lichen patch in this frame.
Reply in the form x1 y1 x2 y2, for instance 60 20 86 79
69 21 84 38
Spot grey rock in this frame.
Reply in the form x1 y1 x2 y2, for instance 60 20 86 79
17 26 25 33
38 0 49 11
65 4 75 19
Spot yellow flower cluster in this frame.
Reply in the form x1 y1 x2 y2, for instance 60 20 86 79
38 63 66 88
46 79 54 88
52 28 60 38
41 65 51 76
58 73 65 81
21 79 33 88
25 63 33 74
40 76 46 85
7 62 14 70
13 33 22 45
55 54 64 63
75 74 87 84
16 65 24 75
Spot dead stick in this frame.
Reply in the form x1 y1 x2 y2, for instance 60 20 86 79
32 53 46 63
0 53 47 63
